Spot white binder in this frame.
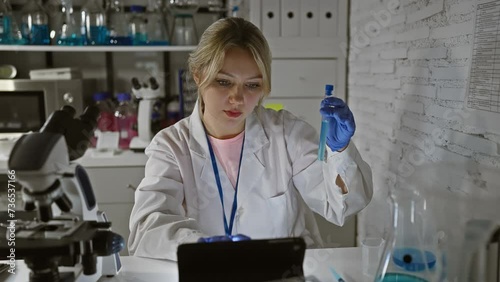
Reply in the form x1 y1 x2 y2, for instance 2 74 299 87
319 0 337 38
280 0 300 37
262 0 281 37
300 0 319 37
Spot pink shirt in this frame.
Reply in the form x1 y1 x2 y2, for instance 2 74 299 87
207 131 244 189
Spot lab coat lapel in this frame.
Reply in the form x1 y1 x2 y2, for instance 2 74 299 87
188 102 220 212
237 108 268 205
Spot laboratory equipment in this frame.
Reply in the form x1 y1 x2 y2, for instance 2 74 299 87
114 92 138 149
318 84 334 161
129 77 164 150
107 0 132 45
168 0 199 45
57 0 85 45
21 0 50 45
82 0 108 45
375 182 500 282
92 92 115 147
0 105 123 281
146 0 170 45
0 0 12 44
129 5 147 45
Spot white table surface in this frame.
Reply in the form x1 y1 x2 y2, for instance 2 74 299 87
1 247 367 282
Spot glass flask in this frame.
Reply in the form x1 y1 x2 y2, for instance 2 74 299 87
0 0 13 44
145 0 169 45
375 183 500 282
167 0 198 45
128 5 147 45
57 0 85 45
21 0 50 45
107 0 132 45
82 0 107 45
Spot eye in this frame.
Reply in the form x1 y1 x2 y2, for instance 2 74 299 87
216 79 231 87
246 83 261 89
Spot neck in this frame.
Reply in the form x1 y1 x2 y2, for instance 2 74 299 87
204 121 244 139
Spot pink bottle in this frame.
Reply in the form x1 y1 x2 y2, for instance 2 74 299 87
92 92 116 147
114 92 138 149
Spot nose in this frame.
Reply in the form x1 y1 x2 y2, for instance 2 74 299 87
228 85 244 105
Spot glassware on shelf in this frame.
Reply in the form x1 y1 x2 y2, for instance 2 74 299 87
107 0 132 45
0 0 13 44
145 0 169 45
167 0 199 45
56 0 85 46
82 0 107 45
128 5 147 46
21 0 50 45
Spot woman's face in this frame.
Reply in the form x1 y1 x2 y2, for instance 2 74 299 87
198 47 264 139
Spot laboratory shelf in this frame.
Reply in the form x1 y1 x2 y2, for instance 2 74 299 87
0 45 197 52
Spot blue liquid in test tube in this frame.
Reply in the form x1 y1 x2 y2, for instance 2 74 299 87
318 84 334 161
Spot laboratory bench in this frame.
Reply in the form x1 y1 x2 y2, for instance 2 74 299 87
1 247 366 282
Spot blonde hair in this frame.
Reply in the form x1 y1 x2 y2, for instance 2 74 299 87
188 17 272 108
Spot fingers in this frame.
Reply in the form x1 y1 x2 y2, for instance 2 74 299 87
321 96 346 108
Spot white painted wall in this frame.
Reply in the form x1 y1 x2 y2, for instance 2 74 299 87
348 0 500 241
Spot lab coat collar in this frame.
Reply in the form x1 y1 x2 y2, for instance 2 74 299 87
188 101 269 157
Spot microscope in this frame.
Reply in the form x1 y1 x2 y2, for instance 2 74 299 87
0 106 124 282
129 77 164 151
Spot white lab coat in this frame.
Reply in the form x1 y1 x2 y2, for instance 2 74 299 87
128 103 373 261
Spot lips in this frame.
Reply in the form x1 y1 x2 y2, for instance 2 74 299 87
224 110 242 118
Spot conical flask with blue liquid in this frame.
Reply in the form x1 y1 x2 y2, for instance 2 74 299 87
375 188 444 282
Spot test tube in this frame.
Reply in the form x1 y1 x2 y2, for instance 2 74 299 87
318 84 334 161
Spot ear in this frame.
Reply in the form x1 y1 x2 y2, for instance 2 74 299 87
193 72 200 86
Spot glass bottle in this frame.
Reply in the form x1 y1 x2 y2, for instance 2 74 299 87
107 0 132 45
128 5 147 46
114 92 138 149
146 0 169 45
0 0 13 44
92 92 116 147
21 0 50 45
57 0 85 45
82 0 107 45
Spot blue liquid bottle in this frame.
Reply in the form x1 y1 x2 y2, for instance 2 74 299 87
82 0 108 45
21 0 50 45
318 84 334 161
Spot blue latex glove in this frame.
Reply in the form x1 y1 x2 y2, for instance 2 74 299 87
319 96 356 152
197 234 251 243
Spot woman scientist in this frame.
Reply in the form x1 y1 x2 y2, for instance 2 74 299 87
128 17 373 261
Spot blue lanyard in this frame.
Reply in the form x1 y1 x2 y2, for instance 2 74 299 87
205 133 245 237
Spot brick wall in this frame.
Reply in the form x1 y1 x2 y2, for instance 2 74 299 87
348 0 500 240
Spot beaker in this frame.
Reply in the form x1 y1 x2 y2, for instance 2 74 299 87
21 0 50 45
375 183 500 282
168 0 198 45
82 0 107 45
107 0 132 45
57 0 85 46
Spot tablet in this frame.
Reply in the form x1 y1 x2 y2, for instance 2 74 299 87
177 237 306 282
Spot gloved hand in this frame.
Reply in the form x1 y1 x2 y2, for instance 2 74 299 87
319 96 356 152
197 234 251 243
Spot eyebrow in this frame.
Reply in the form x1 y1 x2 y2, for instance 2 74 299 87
218 71 262 80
